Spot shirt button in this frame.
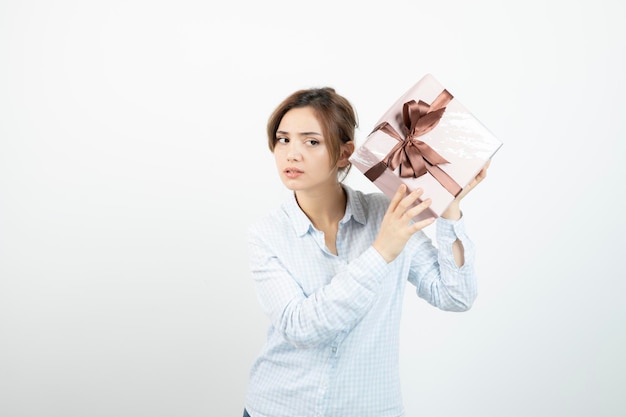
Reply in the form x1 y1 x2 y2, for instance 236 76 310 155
331 347 337 353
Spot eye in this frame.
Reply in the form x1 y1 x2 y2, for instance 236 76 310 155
305 139 320 146
276 137 289 144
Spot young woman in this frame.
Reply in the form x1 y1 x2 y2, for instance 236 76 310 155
243 87 488 417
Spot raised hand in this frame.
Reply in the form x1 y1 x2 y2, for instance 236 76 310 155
441 160 490 220
372 184 435 263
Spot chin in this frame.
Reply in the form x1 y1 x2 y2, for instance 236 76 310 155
279 179 300 191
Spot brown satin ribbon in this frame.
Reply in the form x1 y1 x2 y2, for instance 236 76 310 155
364 89 462 197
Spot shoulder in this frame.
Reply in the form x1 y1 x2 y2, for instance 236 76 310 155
343 185 390 222
248 205 289 239
247 197 302 248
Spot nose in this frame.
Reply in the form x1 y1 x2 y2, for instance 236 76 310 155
287 152 301 162
286 143 302 161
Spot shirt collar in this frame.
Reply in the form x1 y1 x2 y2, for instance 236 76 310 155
283 185 367 237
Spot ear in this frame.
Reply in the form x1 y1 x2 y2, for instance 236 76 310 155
337 141 355 168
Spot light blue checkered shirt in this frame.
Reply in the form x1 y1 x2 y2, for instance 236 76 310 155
244 185 477 417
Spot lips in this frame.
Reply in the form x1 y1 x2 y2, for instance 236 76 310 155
284 167 304 178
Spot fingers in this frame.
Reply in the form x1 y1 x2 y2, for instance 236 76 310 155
456 161 491 200
393 161 491 207
375 185 435 263
475 161 489 182
404 197 433 220
409 216 436 232
388 185 432 220
386 184 408 215
396 187 425 214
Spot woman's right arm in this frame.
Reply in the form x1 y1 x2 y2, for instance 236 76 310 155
248 232 389 348
249 185 434 348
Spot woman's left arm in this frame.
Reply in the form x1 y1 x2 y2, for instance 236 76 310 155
440 161 490 267
407 161 491 311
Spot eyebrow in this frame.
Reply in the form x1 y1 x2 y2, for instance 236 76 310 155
276 130 323 136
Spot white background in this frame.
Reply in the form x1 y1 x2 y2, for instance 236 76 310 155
1 0 624 416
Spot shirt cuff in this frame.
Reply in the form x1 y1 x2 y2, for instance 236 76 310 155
436 214 469 245
435 214 476 270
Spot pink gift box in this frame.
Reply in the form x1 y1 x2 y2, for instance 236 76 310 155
350 73 502 221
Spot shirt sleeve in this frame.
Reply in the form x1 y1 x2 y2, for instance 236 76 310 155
406 215 478 311
248 228 391 348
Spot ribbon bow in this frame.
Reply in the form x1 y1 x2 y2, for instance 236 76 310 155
364 89 462 197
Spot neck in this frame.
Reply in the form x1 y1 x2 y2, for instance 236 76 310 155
294 183 346 229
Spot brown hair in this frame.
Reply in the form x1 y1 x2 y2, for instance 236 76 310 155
267 87 358 177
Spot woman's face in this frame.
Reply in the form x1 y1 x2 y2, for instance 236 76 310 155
273 106 340 193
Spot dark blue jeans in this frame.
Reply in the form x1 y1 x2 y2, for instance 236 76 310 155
242 409 251 417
